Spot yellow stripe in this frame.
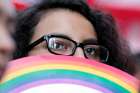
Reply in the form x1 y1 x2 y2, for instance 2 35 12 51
5 60 137 87
1 64 137 93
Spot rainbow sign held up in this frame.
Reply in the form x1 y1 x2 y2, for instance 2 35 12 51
0 55 139 93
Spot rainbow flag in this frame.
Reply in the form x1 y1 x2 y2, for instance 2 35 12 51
0 55 139 93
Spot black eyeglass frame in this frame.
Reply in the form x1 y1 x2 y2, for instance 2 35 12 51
25 34 109 62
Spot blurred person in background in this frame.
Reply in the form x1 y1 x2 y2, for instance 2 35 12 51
13 0 136 75
0 0 16 79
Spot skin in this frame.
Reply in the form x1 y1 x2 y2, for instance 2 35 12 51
29 9 97 58
0 2 15 78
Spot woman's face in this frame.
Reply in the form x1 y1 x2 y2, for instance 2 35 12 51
29 9 97 58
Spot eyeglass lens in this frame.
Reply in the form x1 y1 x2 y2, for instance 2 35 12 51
47 36 108 62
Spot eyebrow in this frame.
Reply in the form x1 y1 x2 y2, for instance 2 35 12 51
49 33 98 44
49 33 72 40
82 38 98 45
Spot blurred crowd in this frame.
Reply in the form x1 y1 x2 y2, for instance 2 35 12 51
0 0 140 89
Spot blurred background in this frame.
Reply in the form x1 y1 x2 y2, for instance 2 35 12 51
3 0 140 54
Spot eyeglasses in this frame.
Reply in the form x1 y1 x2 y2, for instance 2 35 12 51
25 34 109 62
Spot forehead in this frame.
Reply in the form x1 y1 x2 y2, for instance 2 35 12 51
38 9 95 33
33 9 97 42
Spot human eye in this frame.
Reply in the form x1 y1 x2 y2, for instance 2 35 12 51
85 47 96 55
48 37 75 55
51 41 68 50
84 44 109 62
84 45 100 59
48 38 73 52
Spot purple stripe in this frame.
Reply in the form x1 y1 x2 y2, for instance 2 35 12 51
11 79 112 93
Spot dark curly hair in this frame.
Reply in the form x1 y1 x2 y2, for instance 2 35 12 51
13 0 136 75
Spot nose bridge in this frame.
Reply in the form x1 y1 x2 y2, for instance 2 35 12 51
74 47 85 58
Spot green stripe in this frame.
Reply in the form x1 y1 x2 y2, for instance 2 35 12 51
0 69 130 93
